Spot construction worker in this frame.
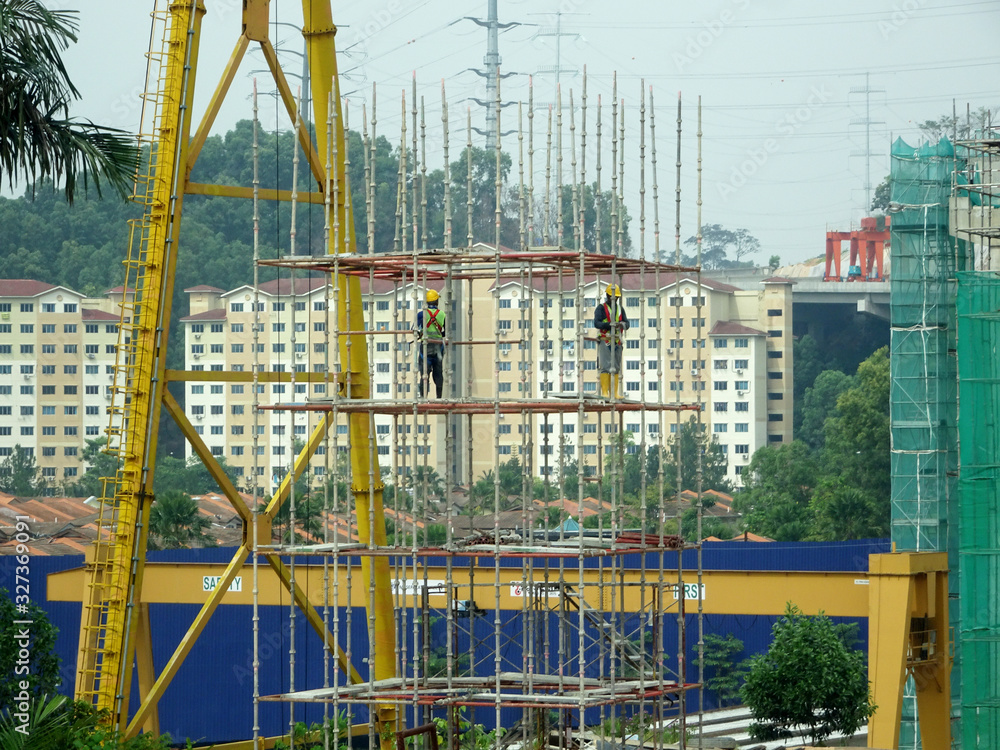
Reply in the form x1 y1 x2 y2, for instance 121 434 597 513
415 288 446 398
593 283 629 397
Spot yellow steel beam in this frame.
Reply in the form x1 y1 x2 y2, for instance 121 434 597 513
263 413 333 518
52 563 873 616
915 562 951 750
186 34 250 172
265 554 364 684
124 546 250 739
134 603 159 737
258 37 325 187
162 388 251 522
186 181 327 204
76 0 208 724
301 4 395 745
867 552 952 750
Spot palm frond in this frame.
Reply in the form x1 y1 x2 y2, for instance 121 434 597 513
0 0 139 202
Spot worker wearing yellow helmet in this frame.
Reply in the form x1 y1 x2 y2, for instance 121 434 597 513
415 288 446 398
593 283 630 397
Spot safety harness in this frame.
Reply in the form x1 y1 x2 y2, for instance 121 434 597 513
424 307 446 340
598 303 625 344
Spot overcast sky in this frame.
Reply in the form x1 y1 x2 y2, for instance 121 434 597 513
48 0 1000 265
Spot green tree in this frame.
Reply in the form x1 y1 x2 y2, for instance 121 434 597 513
918 106 997 142
697 633 749 707
809 479 886 541
152 453 239 496
65 438 120 498
798 369 854 452
0 589 61 708
870 175 890 213
682 224 760 269
0 445 43 496
822 346 890 502
734 441 817 541
743 603 875 745
557 182 634 254
661 416 732 493
0 1 137 202
148 489 215 550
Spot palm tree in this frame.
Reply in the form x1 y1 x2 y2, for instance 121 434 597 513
148 490 215 550
0 1 138 202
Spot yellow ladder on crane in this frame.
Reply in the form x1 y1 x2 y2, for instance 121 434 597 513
76 1 201 723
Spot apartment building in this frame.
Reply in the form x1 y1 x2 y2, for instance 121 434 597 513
0 280 122 490
464 273 794 486
0 271 794 493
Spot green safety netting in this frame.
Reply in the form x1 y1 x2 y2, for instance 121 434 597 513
956 272 1000 750
890 137 964 748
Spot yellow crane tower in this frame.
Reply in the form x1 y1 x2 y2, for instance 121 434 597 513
75 1 395 743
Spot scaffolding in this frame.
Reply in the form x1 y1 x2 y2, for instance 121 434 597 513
954 130 1000 750
247 74 710 750
889 136 964 748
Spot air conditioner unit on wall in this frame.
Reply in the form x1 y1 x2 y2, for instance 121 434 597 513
742 454 750 462
735 368 744 375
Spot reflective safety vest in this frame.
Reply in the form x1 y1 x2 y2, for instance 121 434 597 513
598 303 625 344
424 307 446 340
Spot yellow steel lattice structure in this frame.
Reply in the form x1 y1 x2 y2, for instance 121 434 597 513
76 2 204 719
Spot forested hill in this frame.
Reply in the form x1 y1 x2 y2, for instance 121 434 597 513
0 119 630 300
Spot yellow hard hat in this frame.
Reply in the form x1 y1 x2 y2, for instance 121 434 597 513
606 284 621 297
426 289 440 303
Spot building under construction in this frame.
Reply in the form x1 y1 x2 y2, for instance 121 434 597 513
51 2 998 750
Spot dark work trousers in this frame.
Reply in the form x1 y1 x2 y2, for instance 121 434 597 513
419 341 444 398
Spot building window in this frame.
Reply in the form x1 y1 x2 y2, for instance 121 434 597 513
713 338 727 349
767 308 782 316
713 423 727 433
735 402 749 412
768 330 781 338
713 381 728 391
767 392 783 400
768 413 784 422
713 402 728 412
768 434 784 443
735 444 749 454
735 381 748 390
713 359 727 370
767 371 782 380
735 423 749 433
734 338 749 348
767 350 782 359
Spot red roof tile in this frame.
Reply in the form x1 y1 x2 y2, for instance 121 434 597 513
0 279 57 297
708 321 767 337
82 308 119 321
184 285 224 293
181 308 227 322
